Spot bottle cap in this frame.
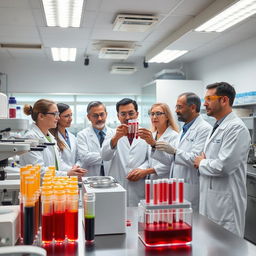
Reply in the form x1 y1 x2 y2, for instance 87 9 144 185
8 96 16 104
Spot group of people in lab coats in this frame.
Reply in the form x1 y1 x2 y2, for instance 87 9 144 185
20 82 251 238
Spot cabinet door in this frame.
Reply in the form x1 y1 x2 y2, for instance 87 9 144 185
245 195 256 244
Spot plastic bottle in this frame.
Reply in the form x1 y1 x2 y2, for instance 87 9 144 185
9 96 17 118
0 92 8 118
16 106 22 119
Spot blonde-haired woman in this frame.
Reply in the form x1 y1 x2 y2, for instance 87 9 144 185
127 103 179 181
20 99 87 177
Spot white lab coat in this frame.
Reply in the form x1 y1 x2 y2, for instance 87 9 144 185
58 130 78 169
152 115 212 211
199 112 250 237
20 123 70 175
77 125 115 176
139 127 179 179
101 135 148 206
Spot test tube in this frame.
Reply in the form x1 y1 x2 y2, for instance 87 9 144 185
41 189 53 243
23 176 35 245
135 119 139 139
178 178 184 223
178 178 184 203
168 179 173 205
162 179 168 204
84 193 95 243
145 179 151 204
66 188 79 241
153 180 159 205
159 179 163 204
53 186 66 242
172 178 177 203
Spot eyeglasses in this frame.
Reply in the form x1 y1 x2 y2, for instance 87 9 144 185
91 112 106 119
44 111 60 117
119 111 136 117
61 114 72 118
148 111 165 117
204 95 222 102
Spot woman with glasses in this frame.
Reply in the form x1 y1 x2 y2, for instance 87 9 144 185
20 99 87 177
49 103 78 169
135 103 179 179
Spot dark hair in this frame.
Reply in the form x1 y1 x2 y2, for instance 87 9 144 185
179 92 201 112
23 99 55 122
206 82 236 106
57 103 70 115
87 101 106 114
116 98 138 112
49 103 71 151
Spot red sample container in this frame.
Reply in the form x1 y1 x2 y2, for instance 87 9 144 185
138 200 192 247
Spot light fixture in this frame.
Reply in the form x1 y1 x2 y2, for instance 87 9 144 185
42 0 84 28
195 0 256 32
148 50 188 63
51 48 77 62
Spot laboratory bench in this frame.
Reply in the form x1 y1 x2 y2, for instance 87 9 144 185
42 207 256 256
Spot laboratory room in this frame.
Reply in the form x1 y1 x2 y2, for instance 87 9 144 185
1 0 256 255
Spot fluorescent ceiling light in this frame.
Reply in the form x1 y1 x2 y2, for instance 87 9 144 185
195 0 256 32
51 48 77 61
42 0 84 28
148 50 188 63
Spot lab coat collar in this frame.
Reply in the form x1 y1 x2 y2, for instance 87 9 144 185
179 115 201 143
205 111 236 143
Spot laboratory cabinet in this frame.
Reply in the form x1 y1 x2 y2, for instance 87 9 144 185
245 174 256 244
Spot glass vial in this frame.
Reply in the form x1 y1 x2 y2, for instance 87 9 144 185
84 193 95 243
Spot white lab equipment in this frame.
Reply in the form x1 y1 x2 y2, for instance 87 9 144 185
0 93 8 119
83 176 126 235
0 246 46 255
0 206 20 246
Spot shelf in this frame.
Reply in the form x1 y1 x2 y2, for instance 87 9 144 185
233 103 256 108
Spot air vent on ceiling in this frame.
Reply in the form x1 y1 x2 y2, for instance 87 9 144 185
110 65 137 74
113 14 158 32
99 47 134 59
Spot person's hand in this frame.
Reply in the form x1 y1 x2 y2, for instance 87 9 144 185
155 141 176 154
138 128 156 146
67 165 88 178
126 169 147 181
111 124 128 148
194 152 206 168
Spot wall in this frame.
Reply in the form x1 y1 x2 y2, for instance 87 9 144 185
0 55 183 95
186 34 256 93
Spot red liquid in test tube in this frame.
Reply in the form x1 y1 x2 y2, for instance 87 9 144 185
159 179 164 204
162 179 168 203
153 180 159 205
178 178 184 203
135 120 139 139
168 179 173 205
145 180 151 204
172 178 177 203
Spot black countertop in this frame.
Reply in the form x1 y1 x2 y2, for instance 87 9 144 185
43 207 256 256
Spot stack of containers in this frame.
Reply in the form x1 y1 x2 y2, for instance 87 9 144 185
138 178 192 247
41 170 79 244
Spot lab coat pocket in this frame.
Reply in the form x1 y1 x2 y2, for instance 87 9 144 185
207 189 234 225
